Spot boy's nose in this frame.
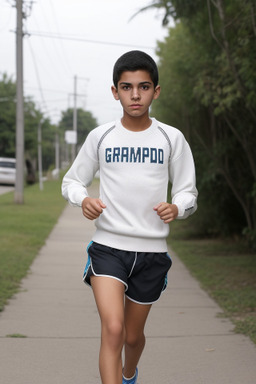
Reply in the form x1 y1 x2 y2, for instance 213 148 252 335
131 88 140 100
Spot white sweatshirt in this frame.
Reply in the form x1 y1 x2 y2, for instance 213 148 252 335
62 118 198 252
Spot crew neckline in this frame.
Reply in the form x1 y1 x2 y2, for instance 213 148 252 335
116 118 157 135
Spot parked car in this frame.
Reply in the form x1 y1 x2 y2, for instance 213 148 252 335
0 157 16 185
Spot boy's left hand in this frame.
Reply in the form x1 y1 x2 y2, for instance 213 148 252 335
153 203 178 223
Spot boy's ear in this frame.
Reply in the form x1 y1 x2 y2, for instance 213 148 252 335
111 85 119 100
153 85 161 100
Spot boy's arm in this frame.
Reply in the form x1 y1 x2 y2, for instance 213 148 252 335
61 136 99 207
153 202 178 223
169 138 198 219
82 197 106 220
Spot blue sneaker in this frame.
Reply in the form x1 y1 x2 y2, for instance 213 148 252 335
122 367 138 384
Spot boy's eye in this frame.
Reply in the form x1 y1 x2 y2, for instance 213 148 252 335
122 85 130 90
141 85 149 90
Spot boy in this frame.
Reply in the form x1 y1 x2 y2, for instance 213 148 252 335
62 50 197 384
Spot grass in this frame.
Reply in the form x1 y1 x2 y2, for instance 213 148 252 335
6 333 27 338
168 217 256 344
0 178 67 311
1 179 256 344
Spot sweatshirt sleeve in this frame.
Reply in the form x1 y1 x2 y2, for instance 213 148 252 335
61 132 99 207
169 134 198 219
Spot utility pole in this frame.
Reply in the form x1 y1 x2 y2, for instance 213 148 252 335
14 0 24 204
72 75 77 161
37 119 43 190
55 132 60 177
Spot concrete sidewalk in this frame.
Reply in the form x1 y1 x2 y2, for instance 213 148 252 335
0 185 256 384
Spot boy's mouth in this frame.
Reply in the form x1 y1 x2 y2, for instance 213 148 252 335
130 104 142 109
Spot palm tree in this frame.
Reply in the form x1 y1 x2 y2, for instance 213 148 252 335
130 0 175 26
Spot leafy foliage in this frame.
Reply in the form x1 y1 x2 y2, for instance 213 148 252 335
149 0 256 247
0 73 98 176
59 107 98 149
0 73 16 157
0 73 56 173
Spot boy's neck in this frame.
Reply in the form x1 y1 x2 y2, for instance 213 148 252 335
121 115 152 132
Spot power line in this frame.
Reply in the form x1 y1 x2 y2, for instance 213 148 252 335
27 30 155 49
24 6 72 85
25 86 69 94
32 0 73 77
26 38 48 112
0 96 15 102
47 0 74 75
0 2 13 32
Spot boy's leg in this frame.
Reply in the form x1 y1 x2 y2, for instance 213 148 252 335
123 297 152 378
91 276 125 384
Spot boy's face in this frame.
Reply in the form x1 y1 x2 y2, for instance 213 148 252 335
111 70 160 120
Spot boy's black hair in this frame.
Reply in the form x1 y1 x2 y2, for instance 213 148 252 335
113 50 159 88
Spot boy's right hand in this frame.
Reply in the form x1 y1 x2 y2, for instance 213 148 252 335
82 197 106 220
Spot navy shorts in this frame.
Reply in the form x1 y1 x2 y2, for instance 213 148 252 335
83 241 172 304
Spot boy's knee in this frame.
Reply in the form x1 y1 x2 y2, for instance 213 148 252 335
125 332 145 349
103 320 125 347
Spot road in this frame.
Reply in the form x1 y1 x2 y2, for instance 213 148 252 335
0 185 14 195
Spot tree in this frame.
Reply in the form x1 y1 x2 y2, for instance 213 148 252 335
0 73 58 177
144 0 256 246
0 73 16 157
59 107 98 148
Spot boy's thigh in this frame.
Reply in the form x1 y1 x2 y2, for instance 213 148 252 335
126 251 172 304
91 275 125 321
124 297 152 337
84 242 136 290
84 242 172 305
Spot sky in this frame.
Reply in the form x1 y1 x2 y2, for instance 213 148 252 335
0 0 169 126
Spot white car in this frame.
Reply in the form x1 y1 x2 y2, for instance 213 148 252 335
0 157 16 185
